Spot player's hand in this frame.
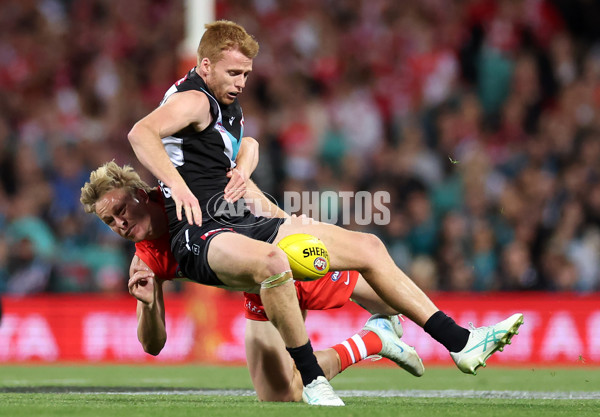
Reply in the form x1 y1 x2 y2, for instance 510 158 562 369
128 269 157 305
224 168 247 203
171 182 202 226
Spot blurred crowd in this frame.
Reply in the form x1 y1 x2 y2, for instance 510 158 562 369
1 0 600 295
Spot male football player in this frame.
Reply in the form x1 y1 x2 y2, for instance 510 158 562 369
81 159 425 403
126 20 523 406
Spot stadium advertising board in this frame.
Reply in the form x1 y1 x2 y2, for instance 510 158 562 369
1 290 598 366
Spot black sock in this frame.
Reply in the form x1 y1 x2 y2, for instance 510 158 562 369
286 341 325 386
424 311 470 352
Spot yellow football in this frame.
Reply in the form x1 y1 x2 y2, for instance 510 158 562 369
277 233 330 281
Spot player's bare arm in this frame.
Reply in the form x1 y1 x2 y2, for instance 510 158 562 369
245 179 289 219
128 255 167 355
225 136 259 203
127 90 212 226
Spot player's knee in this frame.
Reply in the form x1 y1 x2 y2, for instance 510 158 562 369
141 337 166 356
358 232 387 260
262 247 290 277
252 247 290 285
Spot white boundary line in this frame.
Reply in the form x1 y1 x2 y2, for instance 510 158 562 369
56 389 600 400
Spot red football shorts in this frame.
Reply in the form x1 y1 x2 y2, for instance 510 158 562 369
244 270 360 321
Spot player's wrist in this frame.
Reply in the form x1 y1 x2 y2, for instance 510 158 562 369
140 297 155 308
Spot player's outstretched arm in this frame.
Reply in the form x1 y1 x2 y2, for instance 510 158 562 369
128 255 167 356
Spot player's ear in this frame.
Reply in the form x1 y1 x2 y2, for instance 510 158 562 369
200 57 211 75
136 188 149 204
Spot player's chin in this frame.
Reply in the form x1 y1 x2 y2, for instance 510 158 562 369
128 233 143 243
224 93 238 103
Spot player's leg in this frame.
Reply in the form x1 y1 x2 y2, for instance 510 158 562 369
245 319 302 402
208 232 313 356
297 272 424 377
348 272 522 374
275 219 524 374
245 318 340 402
274 217 438 326
350 274 399 315
245 317 414 402
207 232 343 405
327 274 424 376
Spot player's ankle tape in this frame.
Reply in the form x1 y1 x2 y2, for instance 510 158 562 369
261 270 292 289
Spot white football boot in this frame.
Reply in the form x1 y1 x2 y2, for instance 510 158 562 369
363 314 425 377
450 313 524 375
302 376 345 406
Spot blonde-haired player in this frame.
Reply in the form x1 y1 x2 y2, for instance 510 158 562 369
81 156 425 403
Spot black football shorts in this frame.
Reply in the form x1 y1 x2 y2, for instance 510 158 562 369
171 210 285 286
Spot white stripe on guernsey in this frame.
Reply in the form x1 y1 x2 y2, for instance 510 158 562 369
160 84 178 105
185 229 191 251
215 122 235 168
159 83 184 167
341 341 355 363
351 334 368 359
162 136 184 167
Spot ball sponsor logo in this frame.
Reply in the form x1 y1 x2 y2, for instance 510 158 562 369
313 257 328 272
302 246 328 259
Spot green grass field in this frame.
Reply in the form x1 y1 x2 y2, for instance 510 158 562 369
1 365 599 417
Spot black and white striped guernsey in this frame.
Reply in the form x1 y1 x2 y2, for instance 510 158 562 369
158 68 245 235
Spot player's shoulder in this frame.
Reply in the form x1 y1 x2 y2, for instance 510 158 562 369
160 88 212 129
163 88 209 107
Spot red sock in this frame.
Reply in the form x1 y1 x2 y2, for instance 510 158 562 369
332 330 383 372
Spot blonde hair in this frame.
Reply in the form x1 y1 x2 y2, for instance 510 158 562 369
80 161 153 214
197 20 259 65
